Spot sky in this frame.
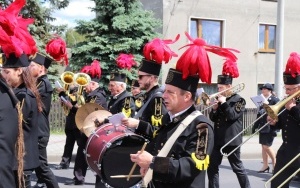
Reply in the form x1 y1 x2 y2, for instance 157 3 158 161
51 0 96 28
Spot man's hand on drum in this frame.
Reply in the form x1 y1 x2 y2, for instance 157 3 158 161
130 150 153 170
121 117 139 128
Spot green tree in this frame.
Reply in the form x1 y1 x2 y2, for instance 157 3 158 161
65 28 86 47
70 0 161 91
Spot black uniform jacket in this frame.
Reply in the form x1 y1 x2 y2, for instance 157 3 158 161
14 83 39 170
0 78 19 188
209 94 246 146
253 95 279 133
85 87 108 110
146 106 214 188
274 101 300 166
108 90 135 117
135 85 167 139
36 75 53 137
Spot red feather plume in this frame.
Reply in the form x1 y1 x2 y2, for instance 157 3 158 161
176 32 239 84
143 34 179 64
46 36 68 65
285 52 300 78
222 59 239 78
0 0 37 58
80 60 101 79
116 53 136 70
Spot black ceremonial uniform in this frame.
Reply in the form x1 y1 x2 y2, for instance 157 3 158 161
0 78 19 188
208 94 251 188
34 75 59 188
253 95 279 146
108 90 135 117
14 83 39 187
146 106 214 188
271 101 300 188
72 87 108 184
135 85 167 139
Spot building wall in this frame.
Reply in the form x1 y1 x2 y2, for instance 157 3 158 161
142 0 300 107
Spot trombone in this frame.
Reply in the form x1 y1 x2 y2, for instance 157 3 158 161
220 89 300 157
264 153 300 188
199 83 245 112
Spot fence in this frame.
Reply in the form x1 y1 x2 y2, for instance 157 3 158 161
49 102 258 134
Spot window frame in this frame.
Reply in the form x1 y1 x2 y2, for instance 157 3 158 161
190 17 225 47
258 23 276 53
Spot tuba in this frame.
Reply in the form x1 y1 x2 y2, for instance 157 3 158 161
74 73 91 106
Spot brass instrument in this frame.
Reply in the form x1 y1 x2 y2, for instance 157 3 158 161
264 153 300 188
60 71 75 115
74 73 91 106
263 89 300 122
221 89 300 157
60 71 75 95
201 83 245 106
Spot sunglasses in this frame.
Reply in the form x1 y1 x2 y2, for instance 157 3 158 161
138 74 151 79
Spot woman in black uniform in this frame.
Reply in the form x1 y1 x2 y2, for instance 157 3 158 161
253 83 279 173
2 53 44 188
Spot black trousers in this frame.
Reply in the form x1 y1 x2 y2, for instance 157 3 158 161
35 137 59 188
271 150 300 188
207 146 251 188
95 175 107 188
59 128 81 167
73 133 88 182
15 169 33 188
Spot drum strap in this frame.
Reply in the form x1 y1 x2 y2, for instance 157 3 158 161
142 110 202 187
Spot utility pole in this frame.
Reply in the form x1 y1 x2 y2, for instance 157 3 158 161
274 0 284 99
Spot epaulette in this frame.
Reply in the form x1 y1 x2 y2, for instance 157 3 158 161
151 97 163 127
191 123 210 170
122 96 133 118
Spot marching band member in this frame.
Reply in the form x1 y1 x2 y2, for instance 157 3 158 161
0 1 43 187
29 53 59 188
130 33 215 188
64 60 108 185
108 72 135 117
2 54 43 188
55 85 81 170
0 72 21 188
207 59 251 188
252 83 279 173
268 52 300 188
122 36 178 138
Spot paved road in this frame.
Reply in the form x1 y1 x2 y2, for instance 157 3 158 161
35 133 300 187
32 159 300 188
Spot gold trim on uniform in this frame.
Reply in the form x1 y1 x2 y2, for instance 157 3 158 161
191 123 209 170
122 97 132 118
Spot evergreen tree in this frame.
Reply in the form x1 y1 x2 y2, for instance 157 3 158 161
70 0 161 90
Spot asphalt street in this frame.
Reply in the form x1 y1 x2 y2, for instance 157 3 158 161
31 159 300 188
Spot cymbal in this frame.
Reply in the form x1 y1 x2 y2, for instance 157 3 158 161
75 103 104 131
82 110 112 137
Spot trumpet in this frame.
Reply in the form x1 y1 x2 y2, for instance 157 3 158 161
264 153 300 188
74 73 91 106
220 89 300 157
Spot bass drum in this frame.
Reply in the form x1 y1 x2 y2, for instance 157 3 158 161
86 123 145 188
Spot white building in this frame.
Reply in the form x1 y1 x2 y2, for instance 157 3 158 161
141 0 300 107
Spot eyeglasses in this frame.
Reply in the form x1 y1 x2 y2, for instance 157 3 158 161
138 74 151 79
283 86 298 91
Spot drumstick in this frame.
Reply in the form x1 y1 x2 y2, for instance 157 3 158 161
111 175 143 178
127 142 147 181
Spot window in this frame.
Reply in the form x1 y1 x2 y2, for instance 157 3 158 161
259 24 276 52
190 19 223 46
